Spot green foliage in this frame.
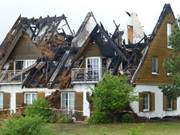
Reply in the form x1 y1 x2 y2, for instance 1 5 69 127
120 113 135 123
129 126 143 135
92 73 135 113
89 73 135 124
160 18 180 98
49 112 73 123
88 111 111 124
0 116 53 135
24 98 52 122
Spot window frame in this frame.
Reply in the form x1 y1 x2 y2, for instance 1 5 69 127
24 92 37 105
61 92 75 113
167 96 173 111
0 93 3 110
85 57 102 81
167 23 172 49
143 93 150 112
151 57 158 74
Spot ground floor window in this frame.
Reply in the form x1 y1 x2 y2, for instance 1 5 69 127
139 92 155 112
0 93 3 110
61 92 75 113
24 93 37 105
163 94 177 111
167 96 173 111
143 93 150 111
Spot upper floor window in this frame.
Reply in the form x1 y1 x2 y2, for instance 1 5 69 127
167 23 172 48
0 93 3 110
151 57 158 74
14 59 36 72
86 57 101 81
24 92 37 105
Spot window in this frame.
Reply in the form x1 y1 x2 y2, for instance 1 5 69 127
139 92 155 112
61 92 75 113
163 94 176 111
0 93 3 110
167 96 173 111
24 93 37 105
143 93 150 112
152 57 158 74
167 23 172 48
14 60 36 71
86 57 101 81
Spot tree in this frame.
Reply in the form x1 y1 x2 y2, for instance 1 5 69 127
90 72 136 123
160 18 180 98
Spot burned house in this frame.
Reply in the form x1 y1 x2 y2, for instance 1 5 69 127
0 14 73 115
22 12 147 117
130 4 177 118
0 3 175 119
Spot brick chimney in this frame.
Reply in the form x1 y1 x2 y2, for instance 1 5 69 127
127 25 133 44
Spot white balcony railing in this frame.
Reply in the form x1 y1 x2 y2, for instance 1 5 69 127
0 70 24 83
71 68 101 83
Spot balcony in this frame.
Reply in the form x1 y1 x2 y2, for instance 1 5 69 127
0 70 24 84
71 68 101 84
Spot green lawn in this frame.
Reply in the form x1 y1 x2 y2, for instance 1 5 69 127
46 122 180 135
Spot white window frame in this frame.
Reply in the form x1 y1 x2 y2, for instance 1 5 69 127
24 92 37 105
167 23 172 49
0 93 3 110
14 59 36 72
61 92 75 113
143 93 150 112
85 57 102 81
152 57 158 75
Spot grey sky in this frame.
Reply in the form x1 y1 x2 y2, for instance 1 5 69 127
0 0 179 43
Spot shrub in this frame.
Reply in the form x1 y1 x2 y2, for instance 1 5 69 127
88 111 111 124
24 98 52 122
121 113 135 123
49 111 73 123
0 116 53 135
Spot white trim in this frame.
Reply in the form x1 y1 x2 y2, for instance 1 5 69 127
143 93 150 112
61 92 75 113
0 92 3 110
24 92 37 105
85 57 102 81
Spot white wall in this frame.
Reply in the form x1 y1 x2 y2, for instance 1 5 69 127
0 83 56 113
131 84 180 118
73 84 94 117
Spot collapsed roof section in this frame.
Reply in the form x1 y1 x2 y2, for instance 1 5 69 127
22 12 148 89
0 14 74 69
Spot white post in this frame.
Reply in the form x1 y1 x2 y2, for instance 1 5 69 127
83 91 90 117
10 92 16 114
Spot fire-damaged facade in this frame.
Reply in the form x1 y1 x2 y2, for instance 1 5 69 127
0 3 178 119
0 14 74 115
22 12 147 117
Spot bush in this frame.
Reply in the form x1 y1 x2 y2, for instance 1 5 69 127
0 116 53 135
24 98 52 122
121 113 135 123
92 73 136 121
49 111 73 123
88 111 111 124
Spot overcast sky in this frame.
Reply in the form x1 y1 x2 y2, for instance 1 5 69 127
0 0 179 43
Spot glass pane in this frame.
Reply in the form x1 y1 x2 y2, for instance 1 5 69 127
25 94 31 105
0 93 3 109
32 93 37 103
69 92 75 111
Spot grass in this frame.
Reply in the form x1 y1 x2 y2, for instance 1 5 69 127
46 122 180 135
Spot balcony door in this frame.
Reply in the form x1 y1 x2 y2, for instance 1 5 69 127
86 57 101 81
